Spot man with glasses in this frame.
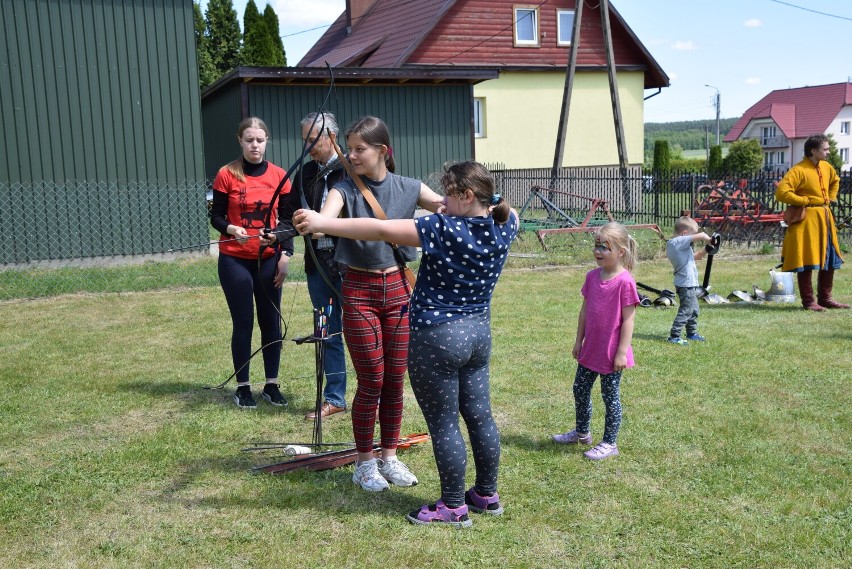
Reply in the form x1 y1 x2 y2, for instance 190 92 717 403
279 112 349 417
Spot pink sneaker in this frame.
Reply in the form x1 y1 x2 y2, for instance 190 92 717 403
406 500 472 528
583 442 619 460
465 487 503 516
552 429 592 445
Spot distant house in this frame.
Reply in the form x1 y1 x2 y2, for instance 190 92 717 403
724 82 852 171
299 0 668 169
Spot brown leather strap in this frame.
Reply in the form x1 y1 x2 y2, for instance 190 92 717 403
327 132 416 288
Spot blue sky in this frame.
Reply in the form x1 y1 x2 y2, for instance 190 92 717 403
200 0 852 123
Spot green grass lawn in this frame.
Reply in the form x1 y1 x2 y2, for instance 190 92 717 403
1 257 849 568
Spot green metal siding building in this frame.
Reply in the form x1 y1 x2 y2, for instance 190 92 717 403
0 0 206 263
201 67 498 183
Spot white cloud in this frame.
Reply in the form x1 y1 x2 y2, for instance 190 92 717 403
745 77 761 85
668 72 678 81
271 0 345 30
672 40 696 51
743 19 762 28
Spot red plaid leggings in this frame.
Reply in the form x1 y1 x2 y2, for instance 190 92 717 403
342 268 411 453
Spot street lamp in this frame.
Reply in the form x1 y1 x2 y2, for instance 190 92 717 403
705 84 721 146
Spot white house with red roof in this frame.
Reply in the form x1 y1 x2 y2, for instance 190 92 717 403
724 82 852 171
299 0 668 169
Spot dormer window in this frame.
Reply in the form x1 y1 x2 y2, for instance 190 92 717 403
557 9 575 46
514 6 539 47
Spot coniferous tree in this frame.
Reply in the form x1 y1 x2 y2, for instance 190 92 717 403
652 140 671 173
205 0 241 79
652 140 671 193
707 144 723 176
241 0 272 66
263 4 287 66
193 1 217 88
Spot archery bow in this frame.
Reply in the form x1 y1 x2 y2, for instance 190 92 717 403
292 63 379 348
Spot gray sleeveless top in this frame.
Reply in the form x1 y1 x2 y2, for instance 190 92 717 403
332 173 420 269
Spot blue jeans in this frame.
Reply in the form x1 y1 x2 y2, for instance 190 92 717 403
306 270 347 409
408 312 500 508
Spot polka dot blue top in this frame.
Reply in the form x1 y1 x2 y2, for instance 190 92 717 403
410 212 519 330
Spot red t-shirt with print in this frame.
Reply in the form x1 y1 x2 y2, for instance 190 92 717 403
213 163 290 260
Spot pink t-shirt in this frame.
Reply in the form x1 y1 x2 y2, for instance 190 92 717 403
577 267 640 375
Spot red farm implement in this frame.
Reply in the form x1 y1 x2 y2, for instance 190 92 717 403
517 185 663 251
690 180 785 244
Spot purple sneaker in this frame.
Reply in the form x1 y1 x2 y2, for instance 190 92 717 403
552 429 592 445
465 488 503 516
583 442 619 461
406 500 472 528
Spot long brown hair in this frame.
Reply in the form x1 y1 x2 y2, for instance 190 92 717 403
226 117 271 182
441 161 510 223
346 116 395 173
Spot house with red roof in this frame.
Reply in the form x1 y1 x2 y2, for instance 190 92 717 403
299 0 668 169
724 82 852 171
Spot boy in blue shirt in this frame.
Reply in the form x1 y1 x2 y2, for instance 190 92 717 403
666 216 713 345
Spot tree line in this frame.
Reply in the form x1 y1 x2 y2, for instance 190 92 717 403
644 118 739 155
193 0 287 90
651 134 845 175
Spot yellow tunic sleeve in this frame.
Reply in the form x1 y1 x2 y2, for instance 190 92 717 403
775 164 811 207
826 163 840 202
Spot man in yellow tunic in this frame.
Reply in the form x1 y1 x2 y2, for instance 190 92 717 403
775 135 847 310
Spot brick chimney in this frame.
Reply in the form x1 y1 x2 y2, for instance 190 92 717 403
346 0 377 35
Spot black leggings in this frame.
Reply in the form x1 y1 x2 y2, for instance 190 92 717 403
218 253 281 383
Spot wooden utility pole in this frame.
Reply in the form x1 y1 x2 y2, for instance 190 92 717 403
549 0 633 214
549 0 583 189
599 0 632 214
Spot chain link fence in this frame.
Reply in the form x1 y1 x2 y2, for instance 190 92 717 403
0 180 219 300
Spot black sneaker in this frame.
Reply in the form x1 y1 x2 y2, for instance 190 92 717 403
234 386 257 409
261 383 287 407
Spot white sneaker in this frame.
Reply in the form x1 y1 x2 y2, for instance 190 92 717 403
352 459 389 492
583 442 619 461
378 457 418 487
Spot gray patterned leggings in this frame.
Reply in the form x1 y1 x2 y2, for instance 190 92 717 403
408 312 500 508
670 285 700 338
573 364 623 445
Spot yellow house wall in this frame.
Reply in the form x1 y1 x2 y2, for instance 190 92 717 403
473 71 645 169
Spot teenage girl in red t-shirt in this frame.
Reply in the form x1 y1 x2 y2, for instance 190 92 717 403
209 117 293 409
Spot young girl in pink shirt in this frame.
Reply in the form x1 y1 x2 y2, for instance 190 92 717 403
552 222 640 460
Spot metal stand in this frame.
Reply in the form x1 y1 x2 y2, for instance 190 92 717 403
292 304 334 446
242 303 354 468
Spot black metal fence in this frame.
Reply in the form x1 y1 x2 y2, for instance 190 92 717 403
490 166 852 246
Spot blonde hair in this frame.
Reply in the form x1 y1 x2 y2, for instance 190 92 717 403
595 222 638 271
226 117 271 182
674 216 699 235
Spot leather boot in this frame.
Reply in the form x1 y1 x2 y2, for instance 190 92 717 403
797 270 825 311
817 270 849 309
